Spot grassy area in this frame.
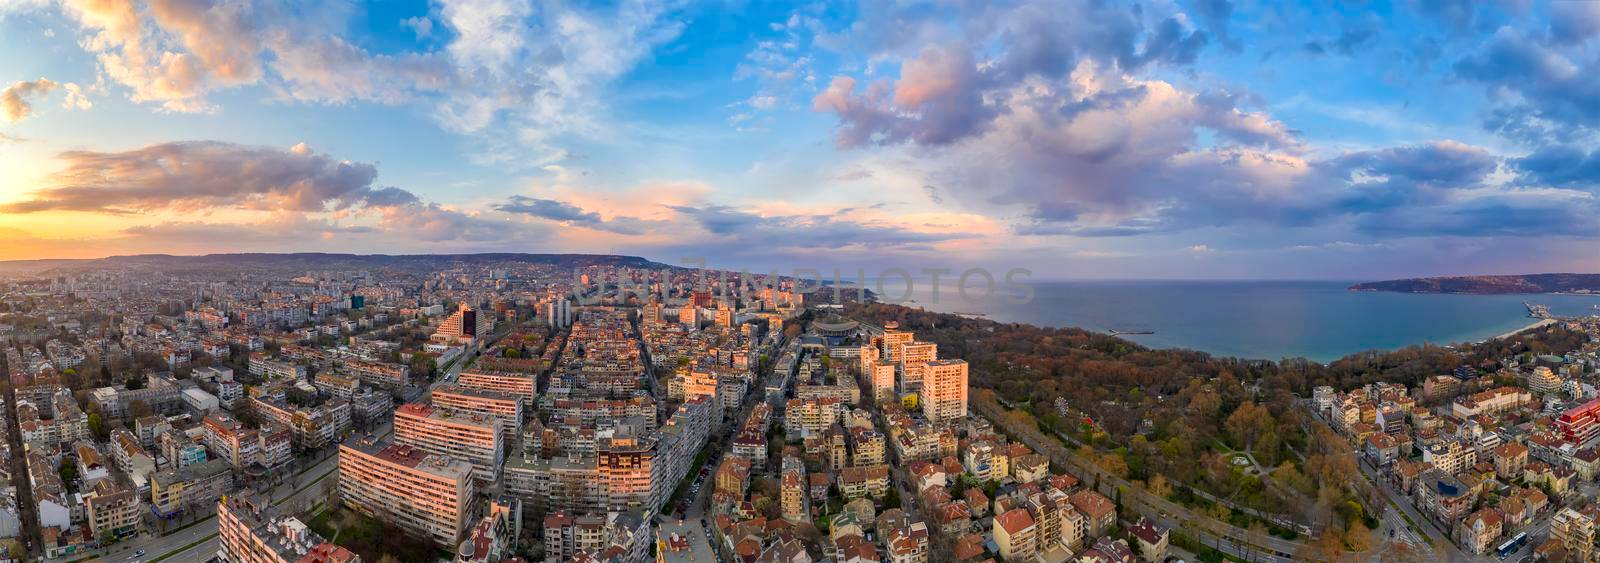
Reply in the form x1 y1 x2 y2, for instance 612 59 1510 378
304 506 441 562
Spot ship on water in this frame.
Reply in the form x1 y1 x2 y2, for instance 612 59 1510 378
1524 301 1552 319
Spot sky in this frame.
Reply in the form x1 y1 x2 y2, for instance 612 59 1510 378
1 0 1599 280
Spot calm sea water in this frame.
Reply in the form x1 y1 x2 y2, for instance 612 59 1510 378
905 280 1600 362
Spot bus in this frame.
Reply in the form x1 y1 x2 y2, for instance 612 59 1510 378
1496 532 1528 559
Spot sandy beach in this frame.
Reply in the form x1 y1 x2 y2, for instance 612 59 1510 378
1494 318 1559 340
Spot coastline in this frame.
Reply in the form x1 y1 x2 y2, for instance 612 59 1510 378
1494 318 1558 340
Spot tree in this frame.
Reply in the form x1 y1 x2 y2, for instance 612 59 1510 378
1246 522 1270 560
1344 520 1372 552
129 399 153 418
1295 528 1345 562
1099 452 1130 479
58 458 78 488
408 353 437 379
1225 401 1274 451
88 412 106 440
1147 473 1173 499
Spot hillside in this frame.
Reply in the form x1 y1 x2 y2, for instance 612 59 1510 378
1349 273 1600 294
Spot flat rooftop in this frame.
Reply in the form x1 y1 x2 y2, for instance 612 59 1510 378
344 439 474 480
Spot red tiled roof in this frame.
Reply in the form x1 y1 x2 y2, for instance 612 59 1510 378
995 507 1035 535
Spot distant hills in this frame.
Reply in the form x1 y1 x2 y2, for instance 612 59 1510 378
1350 273 1600 294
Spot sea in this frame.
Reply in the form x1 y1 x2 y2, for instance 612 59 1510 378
900 280 1600 363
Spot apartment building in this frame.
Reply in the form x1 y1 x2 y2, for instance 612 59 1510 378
922 359 969 424
457 370 537 406
151 458 234 518
900 342 937 369
252 395 352 451
343 359 409 388
203 413 262 470
1558 398 1600 448
595 426 654 511
394 403 503 482
786 397 845 435
881 323 914 363
1551 507 1595 562
431 384 524 438
1423 439 1477 476
217 491 358 563
1451 386 1532 419
337 440 476 548
993 507 1038 562
83 480 141 540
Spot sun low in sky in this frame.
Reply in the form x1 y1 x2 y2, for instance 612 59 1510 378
1 0 1598 279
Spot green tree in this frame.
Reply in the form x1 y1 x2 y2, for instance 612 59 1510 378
408 353 437 379
87 412 106 440
58 459 78 489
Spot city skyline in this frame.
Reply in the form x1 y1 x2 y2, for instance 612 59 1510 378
3 0 1600 279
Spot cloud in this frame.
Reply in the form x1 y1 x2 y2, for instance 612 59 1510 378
1354 190 1600 238
2 141 416 214
375 202 525 243
1510 145 1600 189
1 78 90 123
401 16 433 39
1191 0 1238 51
270 37 453 104
52 0 683 161
835 61 1305 235
122 217 375 244
812 0 1216 150
1454 26 1600 141
60 0 258 111
433 0 690 159
1326 141 1498 189
1300 20 1377 57
832 167 873 182
1551 2 1600 44
59 0 452 110
493 195 659 235
667 204 978 250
